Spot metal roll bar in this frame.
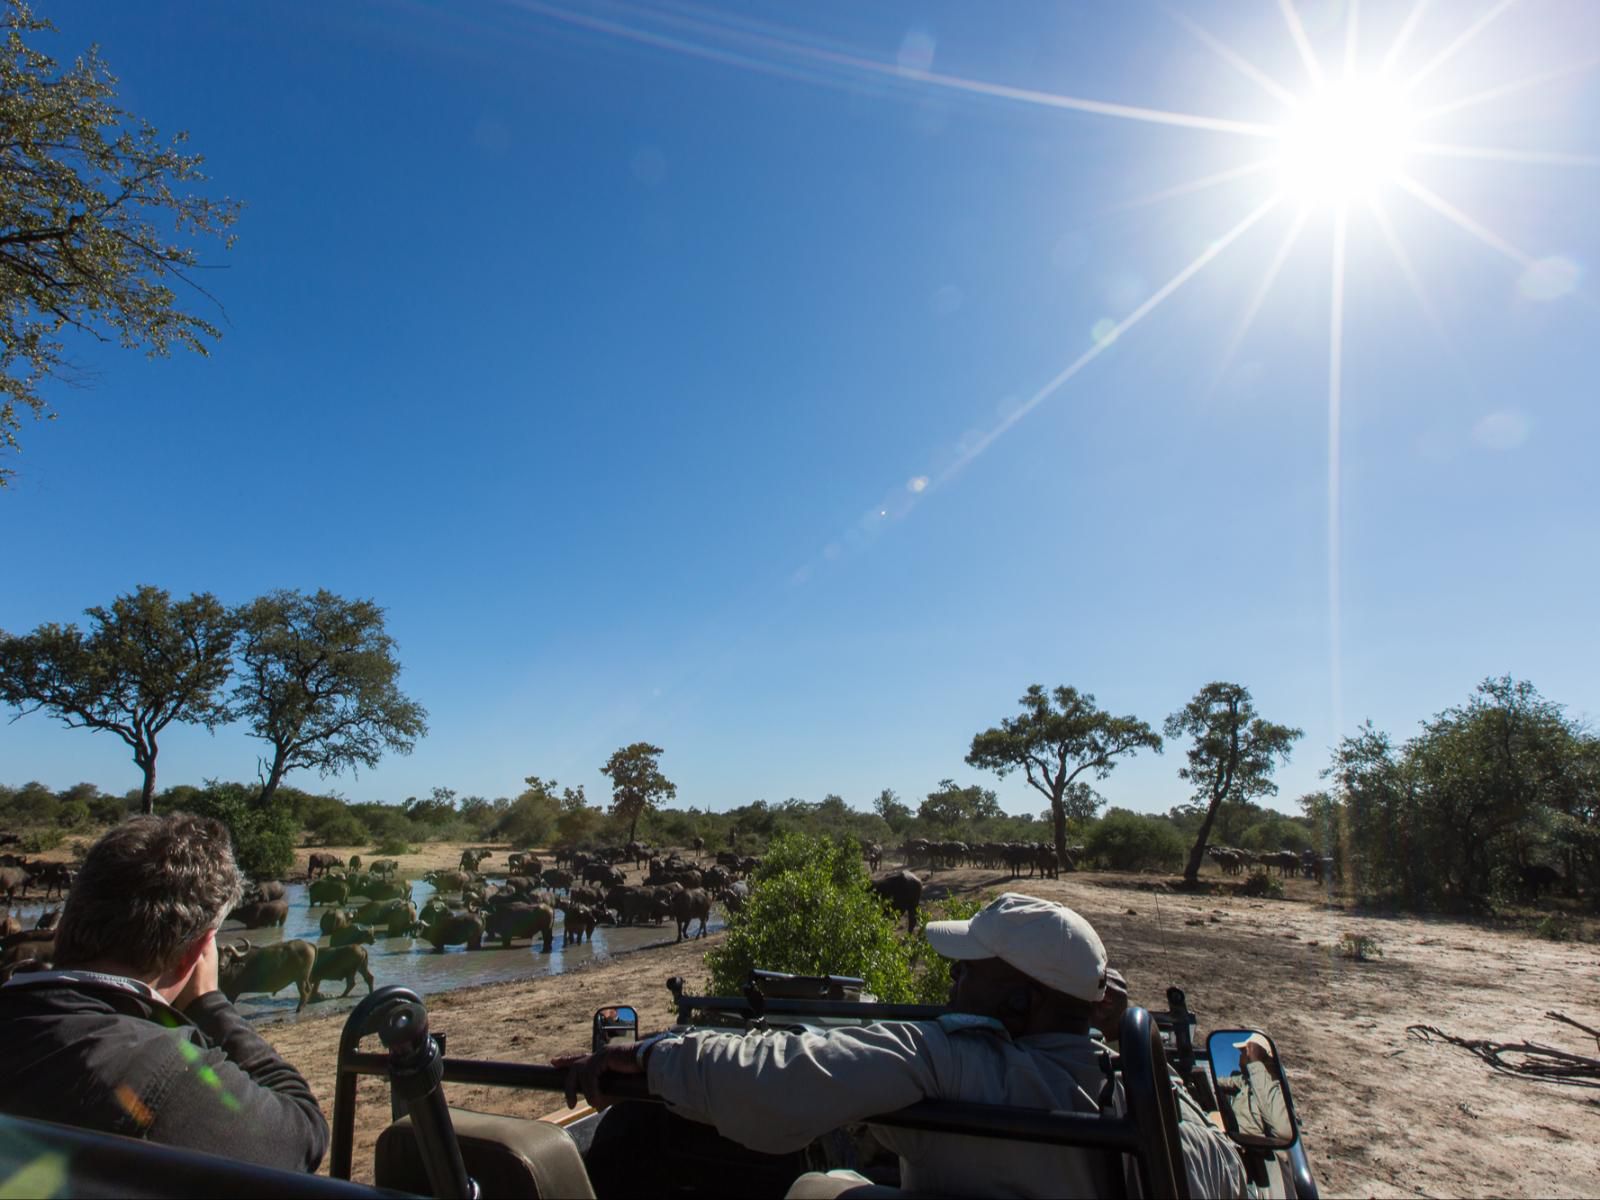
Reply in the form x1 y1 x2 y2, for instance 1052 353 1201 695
331 991 1189 1200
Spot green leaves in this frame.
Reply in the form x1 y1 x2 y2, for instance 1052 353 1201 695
600 742 675 843
1163 682 1301 881
966 683 1162 860
0 1 242 484
230 589 427 807
707 832 924 1003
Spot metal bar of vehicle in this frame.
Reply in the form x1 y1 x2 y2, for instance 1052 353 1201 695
330 990 1191 1199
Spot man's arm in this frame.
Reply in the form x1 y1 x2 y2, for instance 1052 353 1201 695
146 992 329 1173
1243 1060 1292 1141
1171 1078 1247 1199
645 1023 946 1155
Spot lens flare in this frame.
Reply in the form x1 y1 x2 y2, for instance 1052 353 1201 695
1276 79 1416 205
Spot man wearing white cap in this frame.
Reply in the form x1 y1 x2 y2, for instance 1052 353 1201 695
1218 1033 1292 1142
560 893 1226 1197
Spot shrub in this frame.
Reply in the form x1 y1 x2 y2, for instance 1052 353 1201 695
374 835 413 856
905 892 991 1005
20 828 63 853
156 782 297 879
707 833 921 1002
1338 932 1382 961
1240 871 1285 899
88 795 128 826
314 812 370 847
1085 809 1186 871
1535 913 1577 942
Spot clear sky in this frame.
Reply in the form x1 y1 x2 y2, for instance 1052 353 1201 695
3 0 1597 817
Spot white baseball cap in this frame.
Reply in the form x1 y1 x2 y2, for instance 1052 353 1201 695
924 892 1108 1002
1233 1032 1274 1056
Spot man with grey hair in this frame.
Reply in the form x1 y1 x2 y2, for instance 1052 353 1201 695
0 813 327 1172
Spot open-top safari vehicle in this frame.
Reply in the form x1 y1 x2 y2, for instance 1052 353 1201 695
0 972 1317 1199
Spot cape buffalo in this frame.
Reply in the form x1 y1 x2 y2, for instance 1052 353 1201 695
329 924 376 949
670 888 711 942
872 870 923 933
310 943 375 1000
483 902 554 952
423 913 484 953
218 938 316 1013
307 853 343 879
541 868 574 893
249 880 286 902
228 899 289 930
320 908 356 937
308 877 349 906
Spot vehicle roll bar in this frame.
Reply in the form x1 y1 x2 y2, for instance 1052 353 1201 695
332 994 1189 1200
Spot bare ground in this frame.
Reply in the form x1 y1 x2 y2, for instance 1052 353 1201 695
257 863 1600 1197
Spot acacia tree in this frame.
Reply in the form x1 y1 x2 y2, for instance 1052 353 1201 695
600 742 675 844
229 589 427 809
0 1 241 485
967 685 1162 866
0 585 235 811
918 779 1001 829
1165 682 1301 885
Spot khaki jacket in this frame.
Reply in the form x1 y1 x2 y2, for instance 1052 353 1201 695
647 1017 1236 1199
1220 1061 1291 1142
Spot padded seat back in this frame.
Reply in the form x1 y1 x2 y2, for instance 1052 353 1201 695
374 1108 595 1199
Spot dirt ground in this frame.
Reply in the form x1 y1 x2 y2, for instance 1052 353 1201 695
253 860 1600 1197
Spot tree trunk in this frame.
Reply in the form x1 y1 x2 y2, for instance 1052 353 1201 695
139 759 157 815
1050 791 1068 870
1184 795 1225 885
255 748 289 809
628 811 639 844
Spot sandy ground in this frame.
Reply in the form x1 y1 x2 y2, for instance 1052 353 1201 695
254 862 1600 1198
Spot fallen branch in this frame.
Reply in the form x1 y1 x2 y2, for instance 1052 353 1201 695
1545 1010 1600 1054
1407 1014 1600 1088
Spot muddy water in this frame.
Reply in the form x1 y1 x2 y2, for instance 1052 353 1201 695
9 878 722 1025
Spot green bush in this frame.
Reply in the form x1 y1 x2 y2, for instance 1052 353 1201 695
707 833 921 1003
20 828 63 853
1535 913 1578 942
1337 932 1382 961
313 812 369 847
1240 871 1285 899
374 835 413 856
88 795 128 826
156 782 297 879
1085 809 1186 871
905 892 991 1005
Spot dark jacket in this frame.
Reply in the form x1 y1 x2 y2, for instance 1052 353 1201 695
0 970 327 1172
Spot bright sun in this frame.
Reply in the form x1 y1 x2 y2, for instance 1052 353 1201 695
1276 79 1417 206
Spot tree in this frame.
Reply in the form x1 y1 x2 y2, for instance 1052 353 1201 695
553 784 597 845
917 778 1001 829
0 585 235 811
1165 682 1301 885
872 787 912 834
967 684 1162 865
495 776 564 847
599 742 675 844
405 786 457 829
0 1 241 486
228 589 427 810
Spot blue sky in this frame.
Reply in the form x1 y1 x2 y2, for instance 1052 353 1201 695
3 1 1597 816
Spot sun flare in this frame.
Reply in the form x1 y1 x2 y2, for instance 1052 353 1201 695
1275 79 1417 206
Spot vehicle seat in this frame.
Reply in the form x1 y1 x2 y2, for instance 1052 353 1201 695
375 1108 596 1199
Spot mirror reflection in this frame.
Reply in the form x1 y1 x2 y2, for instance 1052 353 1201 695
1208 1030 1296 1149
592 1005 640 1050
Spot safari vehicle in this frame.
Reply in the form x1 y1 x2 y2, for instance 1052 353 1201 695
0 973 1317 1199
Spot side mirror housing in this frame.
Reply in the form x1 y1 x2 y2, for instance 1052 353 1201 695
1207 1029 1301 1150
592 1005 639 1052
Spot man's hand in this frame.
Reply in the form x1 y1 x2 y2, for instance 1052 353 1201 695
174 930 219 1012
551 1044 644 1111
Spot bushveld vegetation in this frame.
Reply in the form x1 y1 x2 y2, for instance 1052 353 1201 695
3 662 1587 915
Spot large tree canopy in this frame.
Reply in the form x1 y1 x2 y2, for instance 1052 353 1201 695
967 684 1162 865
229 589 427 808
0 1 241 485
1165 682 1301 884
600 742 675 844
0 585 234 811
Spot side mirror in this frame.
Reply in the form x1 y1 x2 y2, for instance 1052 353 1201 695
592 1005 639 1052
1207 1030 1300 1150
